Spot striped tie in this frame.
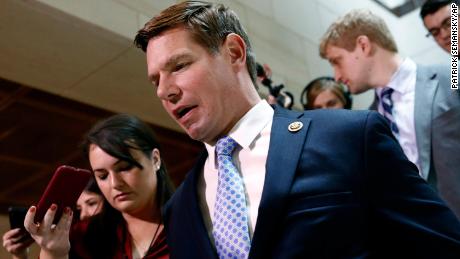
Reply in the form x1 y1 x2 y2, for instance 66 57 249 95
212 136 251 259
380 87 399 135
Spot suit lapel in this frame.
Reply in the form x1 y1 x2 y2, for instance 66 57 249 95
414 65 438 179
249 107 311 258
181 152 218 258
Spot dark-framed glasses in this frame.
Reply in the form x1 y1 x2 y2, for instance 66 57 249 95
426 17 451 38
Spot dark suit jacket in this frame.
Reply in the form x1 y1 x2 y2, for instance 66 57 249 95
370 63 460 218
164 107 460 258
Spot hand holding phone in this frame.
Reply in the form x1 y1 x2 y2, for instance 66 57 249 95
6 206 32 246
34 165 91 224
2 227 34 256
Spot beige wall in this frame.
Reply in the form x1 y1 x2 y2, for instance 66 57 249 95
34 0 449 111
1 0 448 126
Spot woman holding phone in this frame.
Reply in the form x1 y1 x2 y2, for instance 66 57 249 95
2 179 104 259
23 114 173 259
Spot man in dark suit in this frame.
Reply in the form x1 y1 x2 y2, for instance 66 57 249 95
320 9 460 219
135 1 460 258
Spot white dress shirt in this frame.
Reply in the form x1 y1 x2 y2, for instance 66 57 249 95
376 58 423 178
198 100 274 242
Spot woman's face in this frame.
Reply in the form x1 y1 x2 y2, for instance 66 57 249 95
76 190 104 220
312 89 345 109
88 144 160 216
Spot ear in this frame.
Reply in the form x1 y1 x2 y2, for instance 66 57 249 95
356 35 372 56
151 148 161 170
223 33 247 68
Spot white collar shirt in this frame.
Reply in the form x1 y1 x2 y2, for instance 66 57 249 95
197 100 274 241
376 58 422 178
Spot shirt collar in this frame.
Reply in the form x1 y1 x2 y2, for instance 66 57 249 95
377 58 416 95
205 100 274 165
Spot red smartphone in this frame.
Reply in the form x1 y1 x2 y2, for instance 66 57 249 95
34 165 91 224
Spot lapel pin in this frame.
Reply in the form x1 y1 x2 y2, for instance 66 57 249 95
288 121 303 132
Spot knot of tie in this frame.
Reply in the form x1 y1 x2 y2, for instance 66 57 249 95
216 136 238 157
380 87 394 105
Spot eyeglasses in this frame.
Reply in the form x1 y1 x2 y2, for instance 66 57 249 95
426 17 451 38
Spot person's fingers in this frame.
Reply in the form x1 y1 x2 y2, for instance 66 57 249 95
9 232 27 244
65 208 74 230
14 238 33 250
3 228 21 241
2 235 24 251
2 236 9 249
6 241 24 252
5 234 34 254
42 203 57 230
57 207 73 232
4 241 18 253
24 206 39 235
3 231 18 248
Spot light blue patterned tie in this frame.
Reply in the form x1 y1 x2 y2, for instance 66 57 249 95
213 136 251 259
380 87 399 135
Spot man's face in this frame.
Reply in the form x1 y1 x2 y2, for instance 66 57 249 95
145 27 245 144
324 44 372 94
423 5 451 53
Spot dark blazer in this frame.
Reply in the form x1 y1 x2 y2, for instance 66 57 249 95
164 107 460 258
370 63 460 218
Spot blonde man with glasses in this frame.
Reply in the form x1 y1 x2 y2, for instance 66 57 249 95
421 0 453 53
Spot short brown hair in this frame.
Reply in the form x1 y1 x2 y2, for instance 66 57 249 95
305 78 347 109
134 1 257 85
319 9 398 58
